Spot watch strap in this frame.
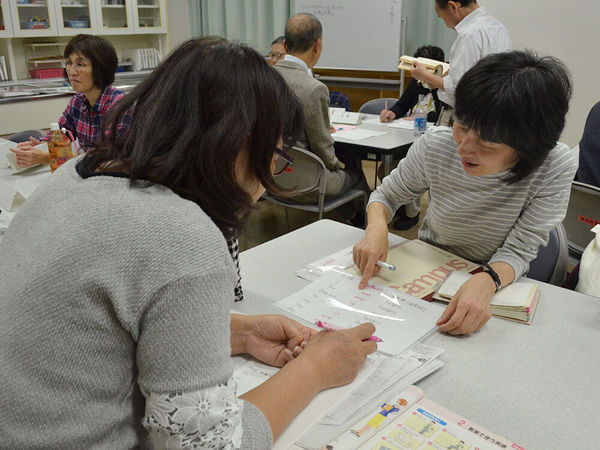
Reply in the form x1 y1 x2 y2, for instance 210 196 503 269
481 263 501 292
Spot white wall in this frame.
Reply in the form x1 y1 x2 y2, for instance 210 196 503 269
480 0 600 147
166 0 191 51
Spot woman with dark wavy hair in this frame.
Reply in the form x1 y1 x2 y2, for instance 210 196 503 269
0 37 377 448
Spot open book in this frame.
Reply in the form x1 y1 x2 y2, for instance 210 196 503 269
433 270 540 324
324 385 523 450
398 55 450 76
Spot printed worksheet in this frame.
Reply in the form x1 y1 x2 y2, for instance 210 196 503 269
273 271 443 356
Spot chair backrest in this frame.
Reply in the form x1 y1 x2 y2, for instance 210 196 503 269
9 129 44 143
527 223 569 285
358 98 398 115
563 181 600 257
329 91 352 111
272 146 327 196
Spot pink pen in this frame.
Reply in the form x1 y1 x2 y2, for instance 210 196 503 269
314 320 383 343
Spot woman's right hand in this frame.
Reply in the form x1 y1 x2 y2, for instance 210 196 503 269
353 220 389 289
298 323 378 390
10 137 48 167
380 109 397 123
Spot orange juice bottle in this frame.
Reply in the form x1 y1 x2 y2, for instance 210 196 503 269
47 123 73 172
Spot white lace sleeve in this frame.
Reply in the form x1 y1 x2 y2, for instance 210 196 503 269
143 379 244 449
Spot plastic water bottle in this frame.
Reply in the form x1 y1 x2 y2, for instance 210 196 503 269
413 94 427 137
47 123 73 172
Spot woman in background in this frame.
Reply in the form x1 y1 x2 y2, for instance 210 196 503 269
10 34 130 167
0 37 377 448
380 45 447 124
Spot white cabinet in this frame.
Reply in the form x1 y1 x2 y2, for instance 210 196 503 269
131 0 165 34
2 0 167 37
0 0 168 81
7 0 59 37
94 0 134 35
0 1 14 36
56 0 93 35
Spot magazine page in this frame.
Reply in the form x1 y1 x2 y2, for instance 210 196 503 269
346 240 479 299
360 396 524 450
324 385 425 450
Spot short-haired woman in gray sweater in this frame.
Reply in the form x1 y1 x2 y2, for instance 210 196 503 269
0 38 377 448
354 51 577 336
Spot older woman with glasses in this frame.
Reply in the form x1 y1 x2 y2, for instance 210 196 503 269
10 34 131 168
0 37 377 448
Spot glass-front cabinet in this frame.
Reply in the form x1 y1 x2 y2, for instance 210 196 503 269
56 0 92 35
8 0 58 37
131 0 165 33
0 0 13 36
95 0 133 34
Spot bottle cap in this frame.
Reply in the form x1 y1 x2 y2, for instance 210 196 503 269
50 122 59 130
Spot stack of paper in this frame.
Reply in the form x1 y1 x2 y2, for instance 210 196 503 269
325 385 521 450
329 107 362 125
273 271 444 357
434 270 540 324
234 342 445 450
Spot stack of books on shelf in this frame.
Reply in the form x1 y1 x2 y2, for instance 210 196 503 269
0 56 8 81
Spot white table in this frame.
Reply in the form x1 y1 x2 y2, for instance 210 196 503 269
237 219 600 449
0 137 51 233
332 113 416 185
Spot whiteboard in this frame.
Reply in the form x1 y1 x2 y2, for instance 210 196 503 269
292 0 404 72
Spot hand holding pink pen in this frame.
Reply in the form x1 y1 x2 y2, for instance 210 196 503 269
314 320 383 342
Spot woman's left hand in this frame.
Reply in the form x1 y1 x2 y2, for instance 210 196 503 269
436 273 495 335
232 314 316 367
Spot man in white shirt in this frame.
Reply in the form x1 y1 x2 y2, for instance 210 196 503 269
410 0 511 107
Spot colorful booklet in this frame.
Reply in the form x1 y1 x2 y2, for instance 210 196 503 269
433 270 540 324
324 385 524 450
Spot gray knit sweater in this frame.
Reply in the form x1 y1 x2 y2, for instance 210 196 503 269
0 157 272 449
370 127 578 278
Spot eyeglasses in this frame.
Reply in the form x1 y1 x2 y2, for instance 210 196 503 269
65 60 92 71
268 52 285 60
273 146 294 176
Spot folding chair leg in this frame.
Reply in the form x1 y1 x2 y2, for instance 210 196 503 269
284 207 290 230
318 193 325 220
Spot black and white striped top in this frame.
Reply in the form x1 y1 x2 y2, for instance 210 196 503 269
370 127 578 279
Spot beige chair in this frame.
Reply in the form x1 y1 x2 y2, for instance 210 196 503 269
262 146 367 228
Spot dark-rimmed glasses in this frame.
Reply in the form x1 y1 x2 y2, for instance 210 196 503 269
273 147 294 176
